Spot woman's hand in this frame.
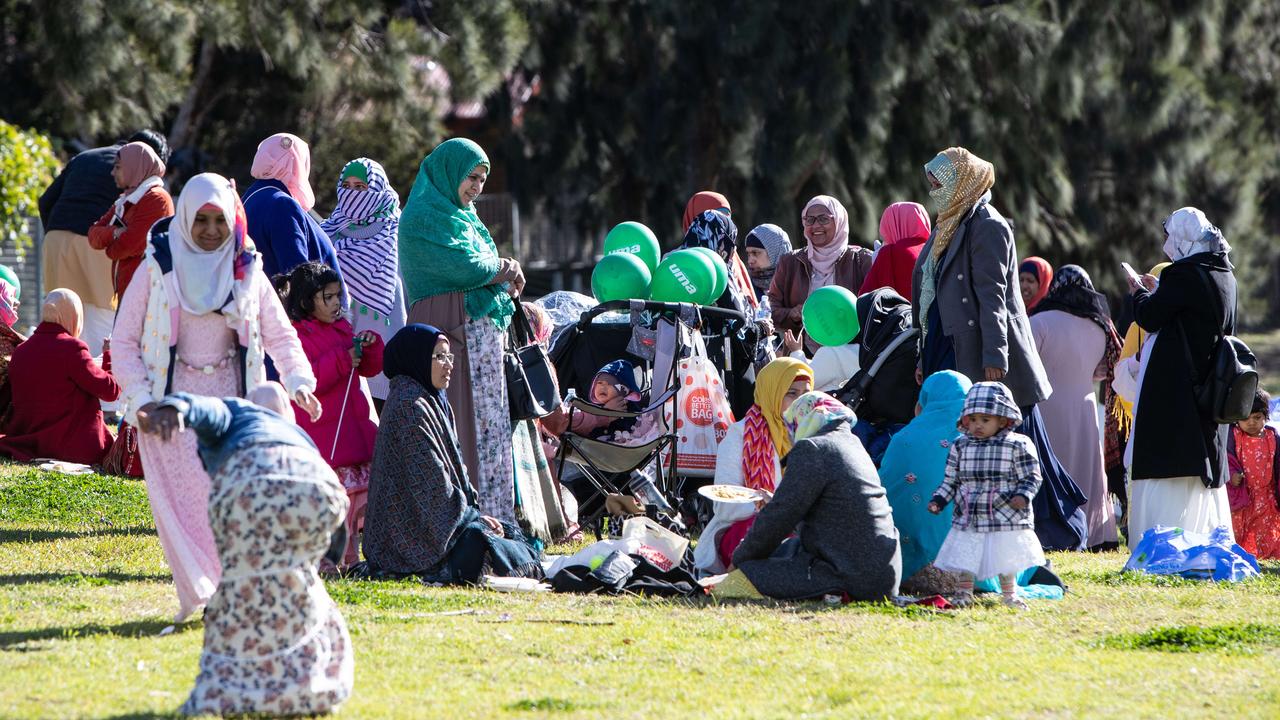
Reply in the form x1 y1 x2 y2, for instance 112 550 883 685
1129 273 1157 294
506 259 526 298
782 329 803 355
1008 494 1029 511
294 390 322 422
984 367 1006 381
136 403 183 441
756 318 775 337
481 515 505 537
788 306 803 322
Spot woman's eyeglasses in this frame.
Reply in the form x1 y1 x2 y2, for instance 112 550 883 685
802 214 834 227
432 352 455 364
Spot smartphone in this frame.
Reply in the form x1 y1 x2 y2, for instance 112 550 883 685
1120 262 1142 284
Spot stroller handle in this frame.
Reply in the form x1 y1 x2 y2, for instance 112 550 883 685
576 300 748 329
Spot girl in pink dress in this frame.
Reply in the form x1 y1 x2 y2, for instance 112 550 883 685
1228 389 1280 559
113 173 319 622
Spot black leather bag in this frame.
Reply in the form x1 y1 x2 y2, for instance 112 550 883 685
505 304 560 421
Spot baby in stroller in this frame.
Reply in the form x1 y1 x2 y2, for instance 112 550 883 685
544 359 656 444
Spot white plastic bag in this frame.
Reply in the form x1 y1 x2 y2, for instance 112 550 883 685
622 516 689 571
658 328 734 477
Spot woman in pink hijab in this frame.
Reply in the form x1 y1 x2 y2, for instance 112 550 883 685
241 133 343 281
767 195 873 353
859 201 932 300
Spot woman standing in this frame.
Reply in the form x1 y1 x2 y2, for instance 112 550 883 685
910 146 1087 551
87 142 173 304
1031 266 1122 550
398 138 525 522
137 385 352 716
1125 207 1236 540
768 195 873 353
1019 257 1054 311
242 133 342 280
859 201 931 300
694 357 813 575
113 173 320 622
681 191 758 312
321 157 405 407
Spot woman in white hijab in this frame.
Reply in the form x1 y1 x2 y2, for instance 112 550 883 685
1124 206 1236 542
112 172 320 622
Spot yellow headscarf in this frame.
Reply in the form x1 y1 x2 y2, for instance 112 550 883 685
926 147 996 259
1116 262 1172 418
754 357 813 457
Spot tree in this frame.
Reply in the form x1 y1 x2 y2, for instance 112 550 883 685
0 121 58 252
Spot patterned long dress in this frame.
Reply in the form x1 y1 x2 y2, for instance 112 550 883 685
1231 428 1280 559
181 444 353 716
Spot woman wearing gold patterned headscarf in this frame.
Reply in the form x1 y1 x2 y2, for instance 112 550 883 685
911 147 1088 552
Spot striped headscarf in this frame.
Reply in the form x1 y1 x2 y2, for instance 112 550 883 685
925 147 995 259
741 358 812 492
322 158 402 322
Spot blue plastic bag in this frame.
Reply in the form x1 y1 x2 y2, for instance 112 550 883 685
1124 525 1260 582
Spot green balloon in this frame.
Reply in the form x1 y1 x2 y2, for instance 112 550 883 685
0 265 19 299
650 249 717 304
802 286 861 346
602 222 661 274
592 252 652 302
686 246 728 302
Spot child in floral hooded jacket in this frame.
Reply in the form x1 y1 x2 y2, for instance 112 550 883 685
928 381 1045 609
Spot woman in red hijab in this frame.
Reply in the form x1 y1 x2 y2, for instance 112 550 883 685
682 191 757 311
859 201 931 300
1019 256 1054 310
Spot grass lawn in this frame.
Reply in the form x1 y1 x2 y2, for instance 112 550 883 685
2 462 1279 719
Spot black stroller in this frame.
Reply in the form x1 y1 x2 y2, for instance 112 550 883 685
549 300 746 536
833 287 921 425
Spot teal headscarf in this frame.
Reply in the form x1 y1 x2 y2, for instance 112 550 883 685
398 138 514 330
878 370 971 577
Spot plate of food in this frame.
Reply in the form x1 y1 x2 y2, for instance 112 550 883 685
698 484 766 504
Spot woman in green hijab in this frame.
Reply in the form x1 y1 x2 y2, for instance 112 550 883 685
398 138 526 523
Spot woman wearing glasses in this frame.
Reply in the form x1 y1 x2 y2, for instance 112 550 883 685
767 195 873 355
361 324 543 582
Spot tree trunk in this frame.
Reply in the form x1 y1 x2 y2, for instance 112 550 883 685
168 39 217 150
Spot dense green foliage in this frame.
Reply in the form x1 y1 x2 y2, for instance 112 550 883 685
2 1 1279 320
0 121 58 251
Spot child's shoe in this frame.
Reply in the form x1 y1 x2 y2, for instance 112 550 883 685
951 591 974 608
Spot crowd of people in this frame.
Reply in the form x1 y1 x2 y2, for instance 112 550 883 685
2 128 1276 715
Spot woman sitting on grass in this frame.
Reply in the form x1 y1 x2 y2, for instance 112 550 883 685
0 289 120 465
361 324 543 583
136 383 352 716
721 391 902 601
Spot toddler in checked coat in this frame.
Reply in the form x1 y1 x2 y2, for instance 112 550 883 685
928 381 1045 609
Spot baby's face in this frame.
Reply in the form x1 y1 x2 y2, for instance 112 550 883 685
965 412 1004 439
592 377 623 405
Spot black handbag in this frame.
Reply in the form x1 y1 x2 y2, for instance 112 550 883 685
505 303 560 421
1178 267 1258 427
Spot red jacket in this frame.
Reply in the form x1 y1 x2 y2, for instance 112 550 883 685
87 186 174 301
0 322 120 465
291 317 384 468
858 237 927 301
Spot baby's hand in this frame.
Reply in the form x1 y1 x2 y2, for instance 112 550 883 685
1008 494 1029 511
927 501 943 515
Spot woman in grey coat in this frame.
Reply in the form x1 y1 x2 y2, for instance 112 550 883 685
910 147 1087 551
731 391 902 601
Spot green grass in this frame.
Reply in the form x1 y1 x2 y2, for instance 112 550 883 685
3 463 1280 718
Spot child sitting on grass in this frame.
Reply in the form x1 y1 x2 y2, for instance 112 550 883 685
928 381 1045 610
1227 387 1280 560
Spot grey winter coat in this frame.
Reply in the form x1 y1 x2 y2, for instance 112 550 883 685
911 196 1052 408
732 421 902 600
